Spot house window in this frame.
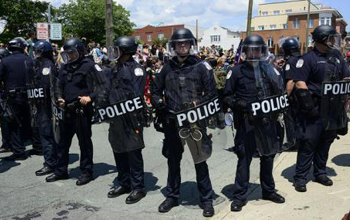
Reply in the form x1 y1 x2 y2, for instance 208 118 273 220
270 25 277 30
320 17 332 25
283 24 288 29
262 11 268 16
210 35 221 43
267 37 274 48
286 9 292 13
158 33 164 39
273 10 280 15
258 25 265 30
135 36 141 41
293 18 300 29
309 19 314 28
147 35 152 42
251 27 255 31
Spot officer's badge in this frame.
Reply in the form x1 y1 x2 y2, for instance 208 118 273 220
204 62 213 70
296 59 304 68
336 58 340 64
226 70 232 79
95 64 102 72
134 68 144 76
42 68 51 75
285 64 290 71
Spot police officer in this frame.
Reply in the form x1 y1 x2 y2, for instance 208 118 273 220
223 35 285 212
287 25 350 192
28 40 57 176
46 38 100 185
0 48 11 154
282 37 301 95
0 37 32 160
105 36 147 204
152 28 216 217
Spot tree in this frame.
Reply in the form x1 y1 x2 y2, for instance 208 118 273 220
0 0 50 43
55 0 135 45
152 37 168 47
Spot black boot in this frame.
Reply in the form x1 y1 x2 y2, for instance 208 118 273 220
107 186 131 198
125 190 146 204
262 192 285 203
230 199 247 212
76 174 93 186
46 173 69 182
158 198 179 213
35 166 54 176
200 202 214 217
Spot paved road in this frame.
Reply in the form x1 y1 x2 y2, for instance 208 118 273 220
0 124 264 220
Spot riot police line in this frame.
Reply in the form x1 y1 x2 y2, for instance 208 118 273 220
0 24 349 218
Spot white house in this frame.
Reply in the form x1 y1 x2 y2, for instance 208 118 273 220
199 25 241 51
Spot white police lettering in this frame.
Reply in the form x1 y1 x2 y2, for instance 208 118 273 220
251 94 289 116
204 61 213 71
27 88 45 99
323 81 350 96
98 97 143 121
176 98 221 127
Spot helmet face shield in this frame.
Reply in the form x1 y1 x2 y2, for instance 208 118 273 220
34 46 44 58
107 46 121 61
168 38 196 57
325 34 341 50
61 47 79 64
241 45 268 62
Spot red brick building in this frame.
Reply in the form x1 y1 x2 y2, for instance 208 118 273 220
131 24 185 44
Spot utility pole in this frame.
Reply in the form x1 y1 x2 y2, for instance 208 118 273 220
196 19 198 41
305 0 311 53
246 0 254 36
105 0 114 48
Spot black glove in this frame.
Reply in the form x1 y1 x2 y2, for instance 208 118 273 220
232 99 249 113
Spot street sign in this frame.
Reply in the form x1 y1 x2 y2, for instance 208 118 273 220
50 23 62 40
0 20 7 34
37 22 49 40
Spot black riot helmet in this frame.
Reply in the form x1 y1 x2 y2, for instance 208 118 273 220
282 37 301 57
8 37 28 52
108 36 137 60
0 48 10 59
34 40 53 59
168 28 197 57
61 37 85 64
241 35 268 61
312 25 341 49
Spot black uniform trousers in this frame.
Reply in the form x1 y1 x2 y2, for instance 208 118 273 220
294 117 337 182
55 108 93 177
233 123 276 201
163 123 213 204
37 108 57 168
7 99 30 156
113 149 144 191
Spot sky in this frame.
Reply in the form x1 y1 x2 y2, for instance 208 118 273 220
46 0 350 31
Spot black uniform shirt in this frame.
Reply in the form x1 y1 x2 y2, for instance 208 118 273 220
288 48 350 96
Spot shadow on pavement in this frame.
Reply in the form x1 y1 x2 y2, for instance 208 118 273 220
0 160 20 173
221 183 260 202
281 164 337 183
332 154 350 167
69 153 79 165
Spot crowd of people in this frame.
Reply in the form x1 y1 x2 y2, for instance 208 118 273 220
0 24 350 218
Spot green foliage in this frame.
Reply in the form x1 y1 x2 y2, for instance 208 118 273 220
55 0 135 45
152 37 168 47
0 0 50 43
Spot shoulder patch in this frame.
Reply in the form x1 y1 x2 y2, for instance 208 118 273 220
42 67 51 75
285 64 290 71
95 64 102 72
296 59 304 68
134 68 144 76
204 62 213 71
226 70 232 79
